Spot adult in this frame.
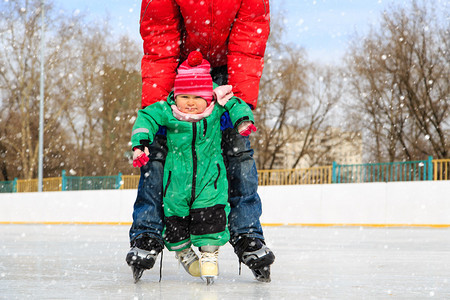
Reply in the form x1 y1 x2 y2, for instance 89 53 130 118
126 0 275 282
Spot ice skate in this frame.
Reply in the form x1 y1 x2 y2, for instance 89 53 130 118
175 246 200 277
234 237 275 282
199 246 219 285
126 237 163 283
130 265 145 283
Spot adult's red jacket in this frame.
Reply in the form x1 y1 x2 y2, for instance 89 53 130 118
139 0 270 109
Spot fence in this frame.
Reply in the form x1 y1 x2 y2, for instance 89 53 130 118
62 170 122 191
333 157 434 183
1 157 449 193
433 159 450 181
0 179 16 193
121 175 140 190
258 166 332 185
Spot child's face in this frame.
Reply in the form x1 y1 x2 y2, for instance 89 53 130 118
175 94 207 114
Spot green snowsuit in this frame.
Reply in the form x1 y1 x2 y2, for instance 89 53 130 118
131 91 254 251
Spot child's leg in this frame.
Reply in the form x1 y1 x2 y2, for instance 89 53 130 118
188 206 227 281
190 204 228 282
188 163 229 282
162 194 202 277
162 214 191 251
189 202 230 248
162 196 192 251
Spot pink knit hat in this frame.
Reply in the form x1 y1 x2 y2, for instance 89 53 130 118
173 51 213 104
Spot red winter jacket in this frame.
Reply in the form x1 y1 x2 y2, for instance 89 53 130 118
139 0 270 109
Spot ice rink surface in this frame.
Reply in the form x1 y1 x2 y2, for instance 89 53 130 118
1 225 449 299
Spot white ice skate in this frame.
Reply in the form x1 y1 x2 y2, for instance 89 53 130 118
175 247 200 277
199 246 219 285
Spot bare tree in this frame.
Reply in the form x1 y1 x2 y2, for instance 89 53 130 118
254 12 343 169
345 0 449 161
289 64 344 168
99 37 142 175
0 0 142 180
254 45 308 170
0 0 82 179
57 25 142 176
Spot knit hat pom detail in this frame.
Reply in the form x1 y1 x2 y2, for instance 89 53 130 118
174 51 213 104
187 51 203 67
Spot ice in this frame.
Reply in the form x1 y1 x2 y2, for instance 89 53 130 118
0 225 449 299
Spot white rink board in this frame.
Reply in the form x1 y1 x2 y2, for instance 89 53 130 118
0 181 449 225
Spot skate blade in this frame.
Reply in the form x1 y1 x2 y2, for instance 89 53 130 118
255 275 271 283
252 266 271 283
201 275 217 285
132 266 144 283
206 277 215 285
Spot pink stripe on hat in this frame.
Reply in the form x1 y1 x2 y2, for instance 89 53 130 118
174 51 213 104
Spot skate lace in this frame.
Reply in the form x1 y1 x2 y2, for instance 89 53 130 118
201 251 219 264
179 248 198 265
159 250 163 282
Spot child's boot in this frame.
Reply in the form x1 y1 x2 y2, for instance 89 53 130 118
199 245 219 285
175 246 200 277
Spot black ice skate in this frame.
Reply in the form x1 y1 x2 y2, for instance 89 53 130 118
234 237 275 283
126 237 163 283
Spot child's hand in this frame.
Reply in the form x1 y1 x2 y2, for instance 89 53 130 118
213 85 234 106
238 121 257 136
132 148 150 167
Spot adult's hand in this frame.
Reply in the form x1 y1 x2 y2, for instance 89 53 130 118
214 85 234 106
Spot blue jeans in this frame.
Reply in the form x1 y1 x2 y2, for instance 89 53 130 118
129 135 167 245
129 128 265 247
221 127 264 245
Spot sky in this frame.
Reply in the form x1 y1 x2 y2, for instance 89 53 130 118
53 0 446 63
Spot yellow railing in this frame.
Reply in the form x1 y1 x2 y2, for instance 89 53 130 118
258 166 333 186
44 177 63 191
16 177 62 192
5 159 450 193
121 175 140 189
16 179 37 193
433 159 450 181
120 166 333 189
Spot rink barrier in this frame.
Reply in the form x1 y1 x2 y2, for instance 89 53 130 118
1 157 449 193
1 181 450 226
1 221 449 228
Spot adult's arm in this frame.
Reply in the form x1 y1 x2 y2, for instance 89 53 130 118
140 0 181 108
227 0 270 109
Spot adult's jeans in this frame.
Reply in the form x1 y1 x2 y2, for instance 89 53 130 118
129 134 167 245
128 127 265 246
221 127 264 245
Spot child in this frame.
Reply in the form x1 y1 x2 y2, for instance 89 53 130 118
130 51 256 283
